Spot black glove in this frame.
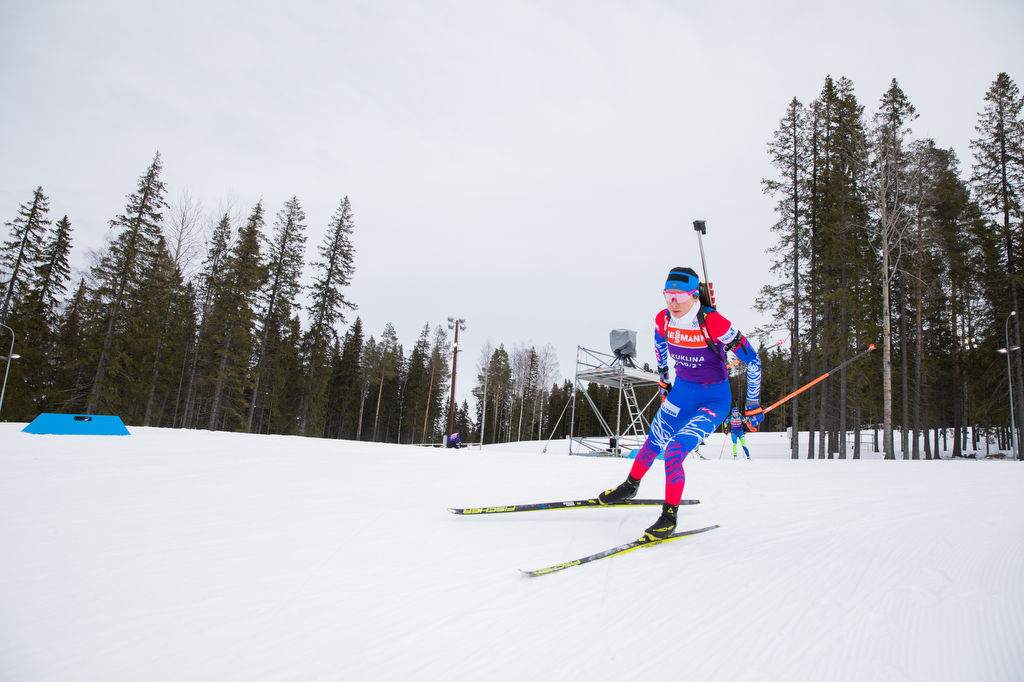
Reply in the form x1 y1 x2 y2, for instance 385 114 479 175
658 366 672 401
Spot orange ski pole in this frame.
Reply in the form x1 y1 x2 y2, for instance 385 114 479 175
761 344 876 416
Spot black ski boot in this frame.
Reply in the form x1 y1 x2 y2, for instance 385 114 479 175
598 475 640 504
644 502 679 540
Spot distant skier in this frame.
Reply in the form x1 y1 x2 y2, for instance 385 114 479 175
447 432 462 449
598 266 763 539
728 407 751 459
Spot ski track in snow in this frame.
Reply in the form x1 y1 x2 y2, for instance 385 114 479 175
1 425 1023 681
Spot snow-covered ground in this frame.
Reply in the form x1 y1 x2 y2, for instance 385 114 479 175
2 422 1023 681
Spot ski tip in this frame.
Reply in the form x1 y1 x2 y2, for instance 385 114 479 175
519 561 578 577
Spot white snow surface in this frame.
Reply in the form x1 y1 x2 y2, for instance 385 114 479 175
2 423 1023 682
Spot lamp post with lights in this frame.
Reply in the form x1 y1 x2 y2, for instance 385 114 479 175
0 323 20 419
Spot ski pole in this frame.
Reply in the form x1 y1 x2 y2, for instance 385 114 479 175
760 344 877 416
692 220 715 306
693 220 709 281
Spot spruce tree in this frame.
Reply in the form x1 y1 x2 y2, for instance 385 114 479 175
51 278 90 411
324 317 364 439
1 186 52 324
267 314 304 435
86 152 169 414
299 196 356 435
247 196 306 432
181 212 233 427
2 213 75 416
132 237 193 426
204 202 265 430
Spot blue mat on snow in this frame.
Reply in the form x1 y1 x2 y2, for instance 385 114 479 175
22 413 130 436
626 447 664 460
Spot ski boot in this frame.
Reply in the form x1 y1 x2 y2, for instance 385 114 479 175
598 475 640 504
644 502 678 540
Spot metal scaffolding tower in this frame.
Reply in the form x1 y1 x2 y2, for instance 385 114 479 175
569 346 662 457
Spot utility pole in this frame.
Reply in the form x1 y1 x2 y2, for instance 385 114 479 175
447 317 466 438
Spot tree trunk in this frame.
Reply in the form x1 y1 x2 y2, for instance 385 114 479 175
421 362 435 444
881 236 895 459
899 281 910 458
372 373 385 441
950 280 962 458
356 384 368 441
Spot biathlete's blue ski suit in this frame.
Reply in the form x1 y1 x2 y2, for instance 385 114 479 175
599 266 764 539
630 303 761 502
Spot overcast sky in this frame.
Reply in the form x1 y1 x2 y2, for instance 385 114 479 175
2 0 1022 408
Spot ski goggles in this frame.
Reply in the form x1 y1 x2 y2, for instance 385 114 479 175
664 290 696 304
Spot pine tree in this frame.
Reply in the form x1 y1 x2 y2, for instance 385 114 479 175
907 140 944 458
402 324 433 444
869 79 917 459
356 336 379 440
86 152 169 414
971 72 1024 459
1 186 52 325
474 341 493 445
368 322 400 441
475 346 511 443
298 196 356 435
426 325 451 442
247 196 306 432
760 97 810 457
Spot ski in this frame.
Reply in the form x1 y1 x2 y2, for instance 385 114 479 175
520 524 720 577
448 498 699 515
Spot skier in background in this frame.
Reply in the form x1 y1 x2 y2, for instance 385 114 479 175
446 432 462 449
598 266 763 539
728 406 751 459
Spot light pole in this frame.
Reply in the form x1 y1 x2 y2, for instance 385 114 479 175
0 323 19 419
999 311 1019 459
447 317 466 439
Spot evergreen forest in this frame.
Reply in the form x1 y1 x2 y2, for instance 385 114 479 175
2 72 1023 460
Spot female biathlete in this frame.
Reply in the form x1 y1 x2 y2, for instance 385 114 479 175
598 267 763 539
728 407 752 459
